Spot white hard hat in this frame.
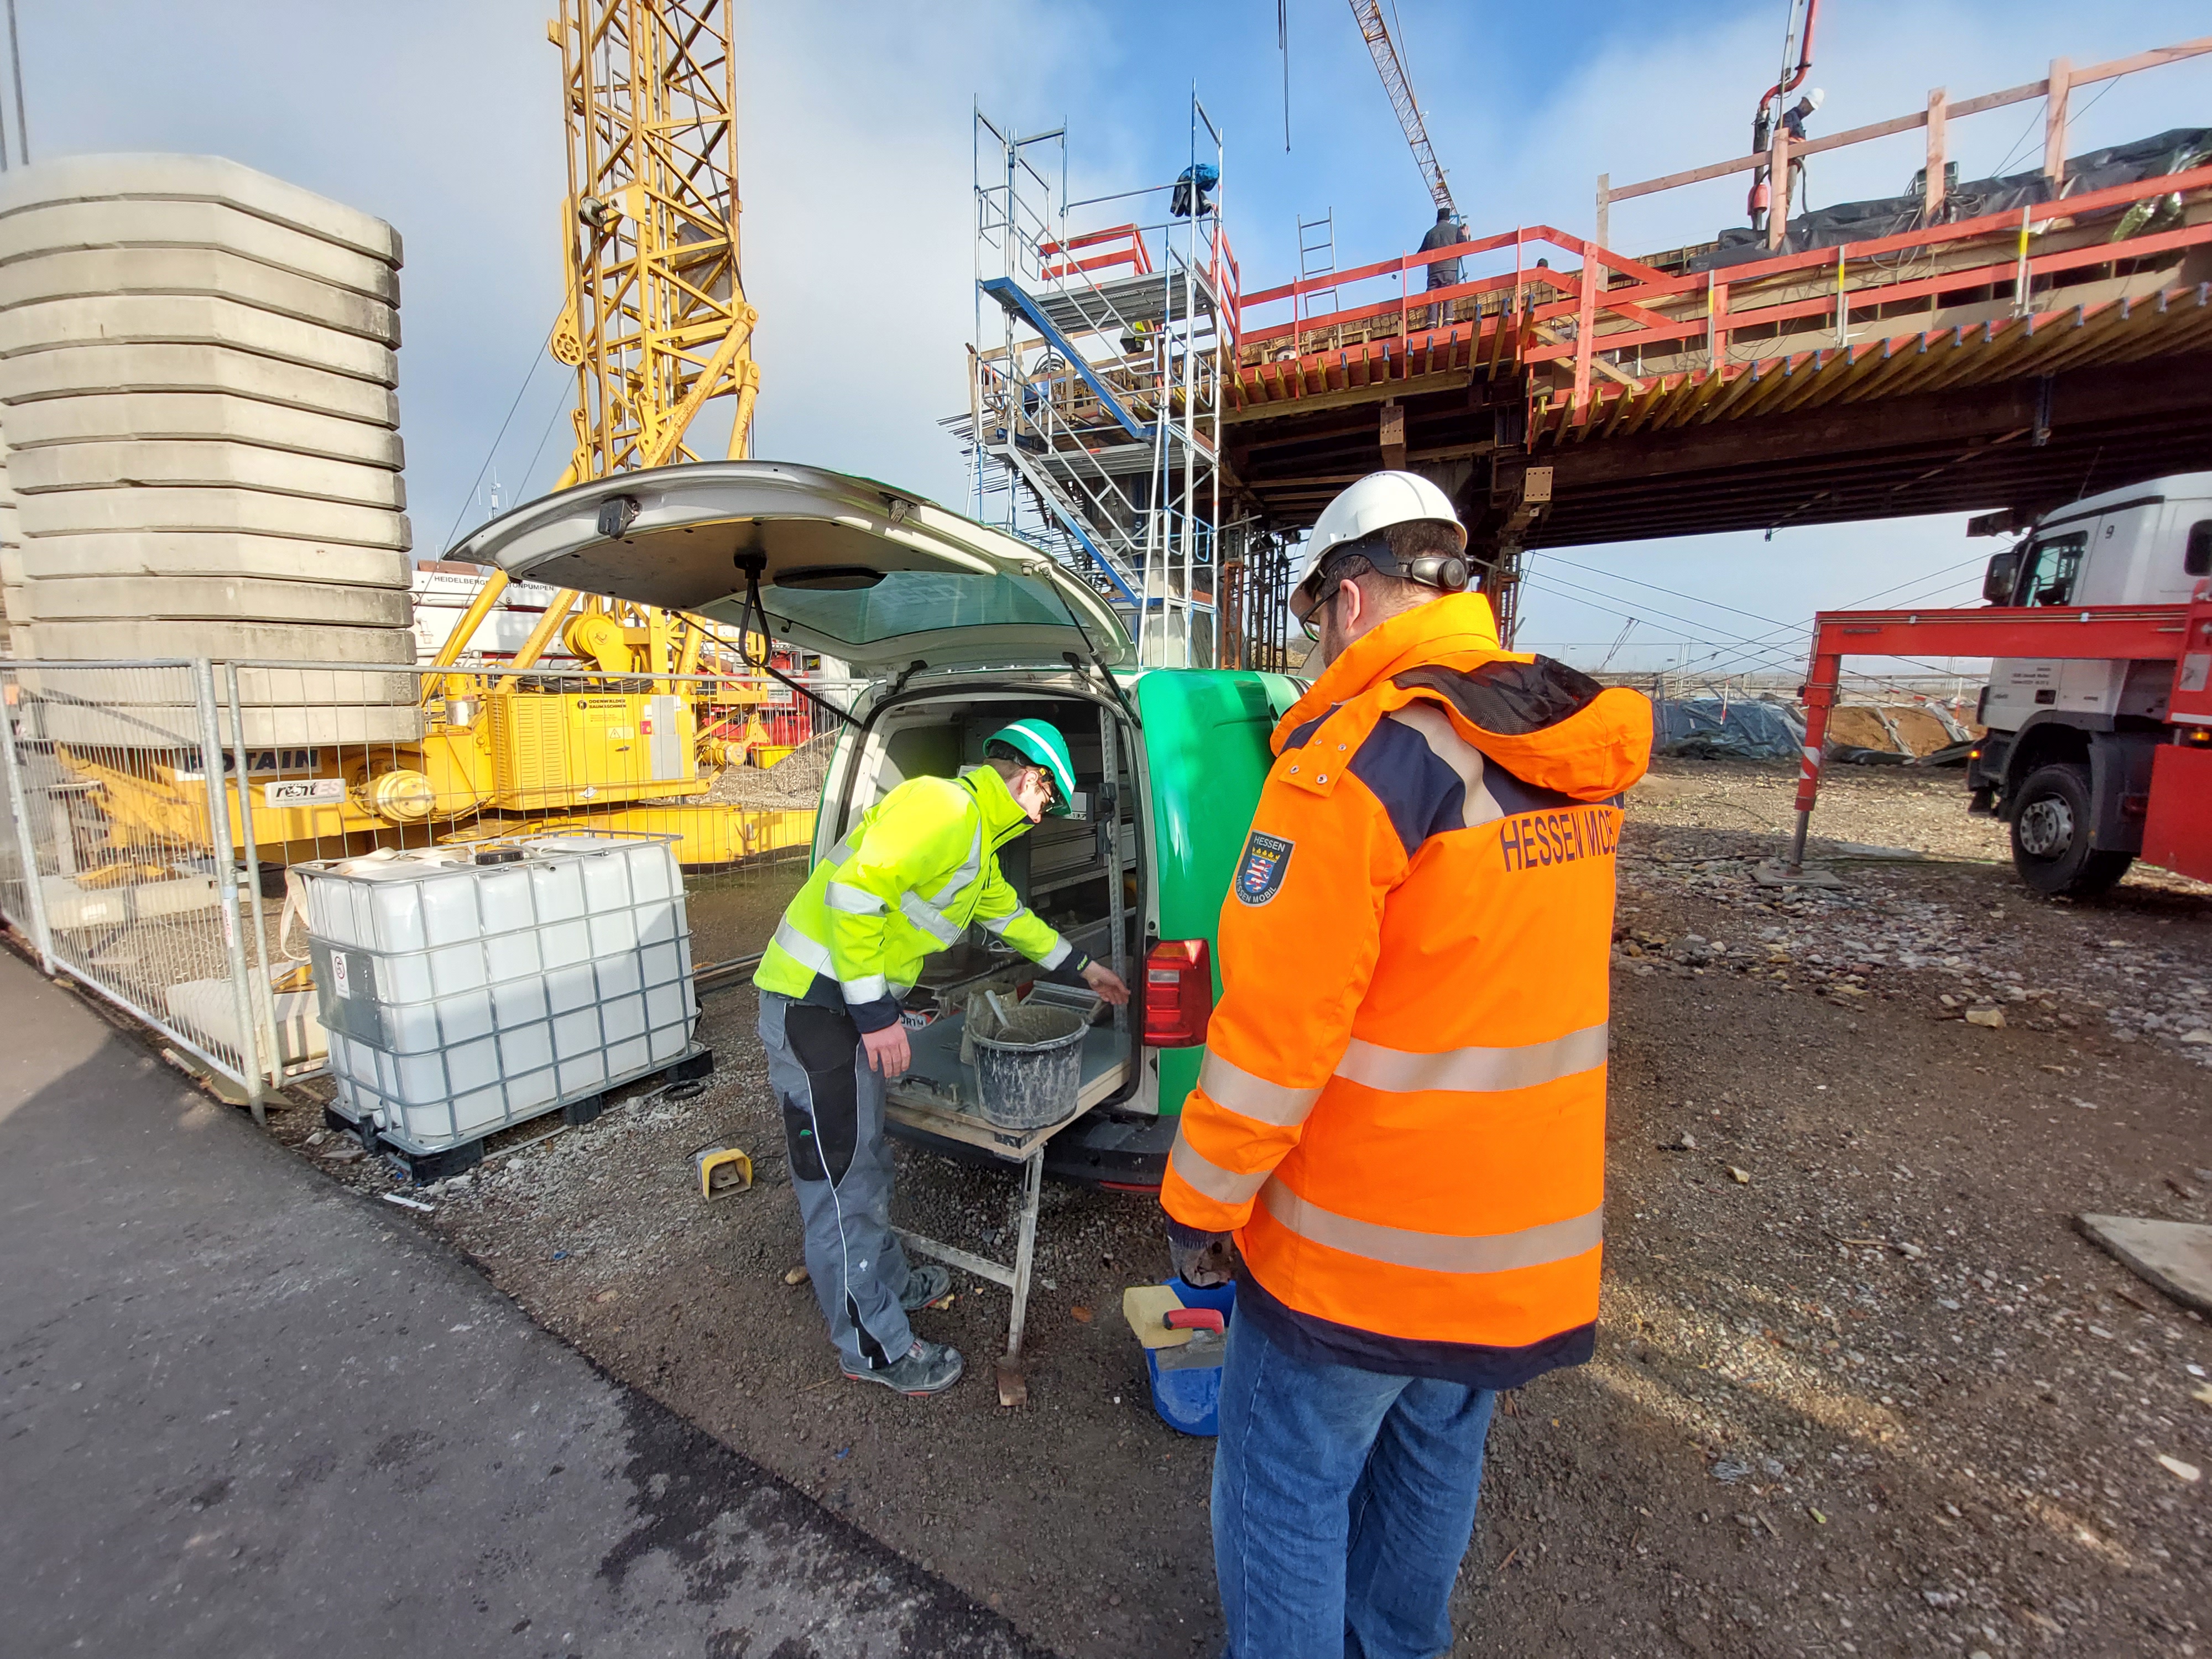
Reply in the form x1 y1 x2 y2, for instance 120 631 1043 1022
1804 86 1825 110
1296 469 1467 593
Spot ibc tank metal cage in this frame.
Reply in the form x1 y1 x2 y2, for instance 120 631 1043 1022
294 830 703 1156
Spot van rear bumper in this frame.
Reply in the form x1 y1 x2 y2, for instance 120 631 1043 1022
886 1107 1175 1191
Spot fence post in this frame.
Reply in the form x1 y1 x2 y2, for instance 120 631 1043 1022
225 662 280 1093
192 658 265 1125
0 674 56 974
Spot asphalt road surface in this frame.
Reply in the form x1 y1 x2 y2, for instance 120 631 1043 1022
0 950 1047 1659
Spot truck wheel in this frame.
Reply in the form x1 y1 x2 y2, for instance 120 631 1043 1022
2009 763 2133 897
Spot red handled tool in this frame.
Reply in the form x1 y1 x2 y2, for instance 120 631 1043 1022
1162 1307 1225 1334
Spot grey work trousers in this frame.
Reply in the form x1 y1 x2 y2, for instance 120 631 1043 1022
758 990 916 1373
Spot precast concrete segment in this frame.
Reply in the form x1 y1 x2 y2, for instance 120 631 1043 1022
0 153 402 264
15 660 417 702
27 618 418 663
0 956 1049 1659
17 487 410 549
0 247 398 344
0 199 400 301
34 699 426 749
20 576 413 627
0 344 399 426
0 296 397 387
18 659 422 726
12 440 408 510
3 392 403 468
16 531 409 587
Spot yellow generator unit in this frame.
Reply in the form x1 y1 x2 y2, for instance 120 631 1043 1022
484 686 706 809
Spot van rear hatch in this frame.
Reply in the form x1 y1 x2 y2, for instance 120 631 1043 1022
449 461 1133 674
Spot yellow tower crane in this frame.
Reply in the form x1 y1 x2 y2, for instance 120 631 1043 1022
437 0 761 684
84 1 806 868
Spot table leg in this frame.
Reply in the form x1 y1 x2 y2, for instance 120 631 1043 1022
995 1149 1046 1407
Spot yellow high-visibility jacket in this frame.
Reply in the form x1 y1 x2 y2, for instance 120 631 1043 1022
755 765 1073 1031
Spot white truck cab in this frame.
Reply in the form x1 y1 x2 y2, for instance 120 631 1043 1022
1971 472 2212 893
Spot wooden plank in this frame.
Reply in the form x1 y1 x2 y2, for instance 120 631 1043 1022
2071 36 2212 89
1380 400 1407 469
1926 88 1948 216
2044 58 2072 187
1691 361 1772 427
1222 367 1473 424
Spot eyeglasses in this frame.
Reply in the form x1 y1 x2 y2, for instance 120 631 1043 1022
1291 578 1339 642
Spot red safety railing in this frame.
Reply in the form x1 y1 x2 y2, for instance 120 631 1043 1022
1235 159 2212 424
1041 223 1153 281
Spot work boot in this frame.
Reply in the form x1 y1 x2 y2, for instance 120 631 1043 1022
843 1337 964 1397
899 1263 952 1311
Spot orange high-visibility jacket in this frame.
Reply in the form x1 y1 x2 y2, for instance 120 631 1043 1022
1161 592 1652 1384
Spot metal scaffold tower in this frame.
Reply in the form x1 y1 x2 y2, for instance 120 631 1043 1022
950 100 1236 667
550 0 759 484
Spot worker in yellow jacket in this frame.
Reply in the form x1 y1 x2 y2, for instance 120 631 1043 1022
1160 472 1652 1658
757 719 1128 1396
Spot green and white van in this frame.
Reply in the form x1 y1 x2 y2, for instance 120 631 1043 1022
457 460 1297 1187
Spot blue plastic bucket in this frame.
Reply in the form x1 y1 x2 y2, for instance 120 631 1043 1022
1143 1276 1238 1437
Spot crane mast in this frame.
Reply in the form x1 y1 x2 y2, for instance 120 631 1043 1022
1347 0 1454 215
549 0 759 483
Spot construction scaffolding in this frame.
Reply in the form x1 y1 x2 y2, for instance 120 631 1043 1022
951 101 1237 668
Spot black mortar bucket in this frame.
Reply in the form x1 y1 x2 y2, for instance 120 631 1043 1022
971 1003 1088 1131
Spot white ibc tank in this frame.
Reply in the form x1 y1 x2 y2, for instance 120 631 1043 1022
297 834 697 1152
0 154 419 748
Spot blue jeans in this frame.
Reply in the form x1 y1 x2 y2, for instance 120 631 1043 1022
1212 1314 1498 1659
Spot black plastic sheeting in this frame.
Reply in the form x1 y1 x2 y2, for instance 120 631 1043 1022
1652 696 1807 760
1691 126 2212 273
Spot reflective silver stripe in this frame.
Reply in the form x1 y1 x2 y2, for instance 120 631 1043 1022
1261 1183 1604 1274
1335 1022 1609 1094
1389 703 1504 826
927 822 984 905
824 880 885 915
998 718 1072 794
1198 1051 1324 1126
825 828 860 864
898 890 966 947
772 918 834 975
1167 1129 1269 1206
977 906 1030 935
1037 933 1072 969
840 973 890 1004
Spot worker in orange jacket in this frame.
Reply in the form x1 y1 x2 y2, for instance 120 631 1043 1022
1160 471 1652 1659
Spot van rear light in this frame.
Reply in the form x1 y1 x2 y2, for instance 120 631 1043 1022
1144 939 1213 1048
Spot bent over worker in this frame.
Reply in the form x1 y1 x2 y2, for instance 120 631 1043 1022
755 720 1129 1397
1160 472 1652 1658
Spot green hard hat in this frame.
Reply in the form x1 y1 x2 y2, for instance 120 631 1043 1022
985 719 1077 816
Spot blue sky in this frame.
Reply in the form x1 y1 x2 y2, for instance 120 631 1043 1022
22 1 2212 671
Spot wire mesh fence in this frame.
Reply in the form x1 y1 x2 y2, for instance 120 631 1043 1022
0 658 262 1095
0 654 858 1103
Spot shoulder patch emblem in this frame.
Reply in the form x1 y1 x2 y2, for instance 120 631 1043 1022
1234 831 1295 905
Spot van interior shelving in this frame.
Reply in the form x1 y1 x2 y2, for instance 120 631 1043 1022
823 683 1144 1122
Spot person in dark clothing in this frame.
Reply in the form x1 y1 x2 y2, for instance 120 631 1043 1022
1418 206 1464 328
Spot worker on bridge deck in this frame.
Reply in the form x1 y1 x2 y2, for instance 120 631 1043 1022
1418 206 1465 329
1160 471 1652 1657
755 721 1129 1397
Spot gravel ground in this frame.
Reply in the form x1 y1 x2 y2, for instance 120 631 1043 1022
272 759 2211 1657
701 733 837 809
